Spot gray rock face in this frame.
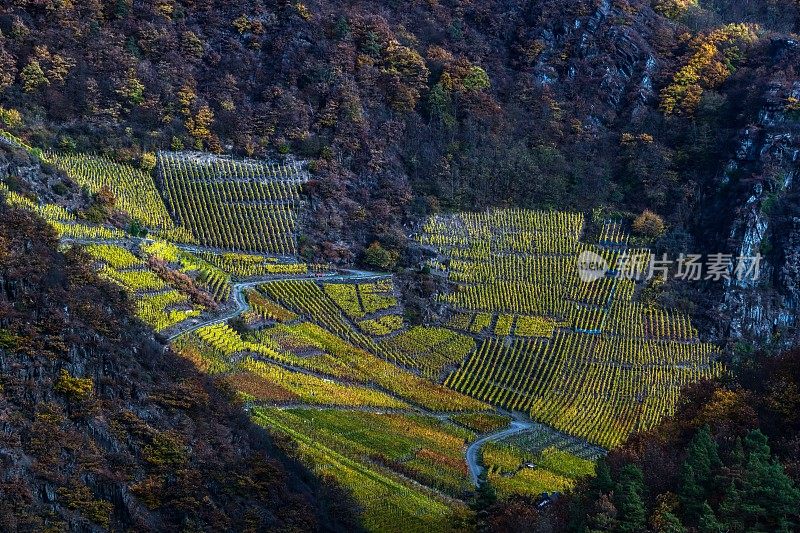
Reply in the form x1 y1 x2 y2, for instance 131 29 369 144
719 79 800 347
528 0 661 121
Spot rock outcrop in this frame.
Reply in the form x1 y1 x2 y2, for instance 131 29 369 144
716 67 800 347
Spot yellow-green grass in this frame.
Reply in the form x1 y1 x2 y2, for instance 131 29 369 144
379 326 475 378
323 282 397 319
246 290 298 322
252 408 470 532
48 221 126 240
241 358 409 409
198 251 311 278
262 408 475 494
98 265 167 292
141 240 231 302
134 290 201 332
0 182 74 221
171 327 410 409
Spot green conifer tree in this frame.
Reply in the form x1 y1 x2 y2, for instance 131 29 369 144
616 464 647 533
680 426 721 522
698 502 723 533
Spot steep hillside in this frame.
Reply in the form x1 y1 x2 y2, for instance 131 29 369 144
1 0 799 352
711 72 800 348
0 0 718 257
0 204 358 530
488 346 800 532
0 1 798 531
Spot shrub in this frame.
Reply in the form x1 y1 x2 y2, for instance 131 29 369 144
56 485 112 528
53 369 93 399
0 107 22 128
0 328 20 350
51 181 69 196
653 0 698 19
364 242 398 270
632 210 666 238
140 152 157 172
20 60 48 92
462 66 490 91
142 431 188 468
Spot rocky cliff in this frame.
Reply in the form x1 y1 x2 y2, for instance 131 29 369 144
709 47 800 348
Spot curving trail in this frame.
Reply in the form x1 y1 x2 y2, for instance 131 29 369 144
64 234 590 490
465 419 536 486
164 268 388 341
60 235 389 341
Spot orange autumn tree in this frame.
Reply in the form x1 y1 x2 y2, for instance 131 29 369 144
660 23 758 116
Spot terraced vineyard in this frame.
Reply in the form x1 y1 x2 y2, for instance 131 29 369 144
501 423 606 462
0 182 74 222
141 239 232 302
76 242 202 331
0 135 507 528
0 180 132 240
420 209 724 448
481 439 596 498
80 242 208 331
158 151 305 254
46 152 188 238
235 281 487 411
323 279 397 318
165 282 493 531
379 326 475 378
256 408 475 493
251 408 467 532
0 130 730 530
196 250 320 277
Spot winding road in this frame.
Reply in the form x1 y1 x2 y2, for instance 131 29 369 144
64 234 566 489
164 268 389 341
61 235 390 342
465 419 536 486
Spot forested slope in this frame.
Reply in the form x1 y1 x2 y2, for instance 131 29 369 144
0 204 358 530
1 0 799 347
481 347 800 532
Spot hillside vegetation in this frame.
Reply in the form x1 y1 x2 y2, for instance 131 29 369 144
0 204 358 531
0 0 799 531
0 133 737 530
0 0 792 267
489 349 800 532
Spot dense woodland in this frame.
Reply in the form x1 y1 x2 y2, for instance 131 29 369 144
0 0 799 531
0 0 796 264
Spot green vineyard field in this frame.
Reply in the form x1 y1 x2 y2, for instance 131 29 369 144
0 130 733 524
158 151 304 254
420 209 724 448
46 152 183 235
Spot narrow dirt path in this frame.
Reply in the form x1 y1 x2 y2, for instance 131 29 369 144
465 418 536 486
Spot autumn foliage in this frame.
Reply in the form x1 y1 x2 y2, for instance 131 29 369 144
0 205 358 531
